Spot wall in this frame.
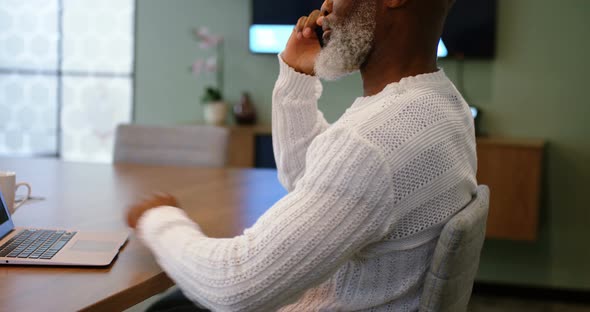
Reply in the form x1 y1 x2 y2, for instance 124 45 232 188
135 0 590 290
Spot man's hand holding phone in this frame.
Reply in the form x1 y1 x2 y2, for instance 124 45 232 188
282 4 326 76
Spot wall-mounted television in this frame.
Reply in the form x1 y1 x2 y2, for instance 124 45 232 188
250 0 496 59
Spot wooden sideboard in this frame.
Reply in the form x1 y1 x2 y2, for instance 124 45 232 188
475 137 545 241
226 125 273 168
223 125 545 241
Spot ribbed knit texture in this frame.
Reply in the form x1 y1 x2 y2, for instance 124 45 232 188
137 55 477 312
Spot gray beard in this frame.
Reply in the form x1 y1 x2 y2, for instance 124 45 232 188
314 1 377 81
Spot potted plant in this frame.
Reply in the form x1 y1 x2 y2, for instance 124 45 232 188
191 27 227 125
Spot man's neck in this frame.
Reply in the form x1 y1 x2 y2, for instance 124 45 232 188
360 44 438 97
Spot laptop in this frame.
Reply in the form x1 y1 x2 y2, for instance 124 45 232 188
0 191 128 266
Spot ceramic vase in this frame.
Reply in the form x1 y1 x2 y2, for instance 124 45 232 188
233 92 257 125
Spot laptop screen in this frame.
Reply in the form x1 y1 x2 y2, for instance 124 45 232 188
0 191 15 239
0 200 8 224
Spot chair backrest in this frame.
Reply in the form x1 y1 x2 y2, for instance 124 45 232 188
419 185 490 312
113 124 229 168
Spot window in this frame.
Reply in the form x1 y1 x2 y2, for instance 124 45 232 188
0 0 135 163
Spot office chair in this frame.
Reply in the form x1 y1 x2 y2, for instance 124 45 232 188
420 185 490 312
114 124 229 168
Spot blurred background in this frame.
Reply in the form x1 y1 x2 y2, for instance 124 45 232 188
1 0 589 310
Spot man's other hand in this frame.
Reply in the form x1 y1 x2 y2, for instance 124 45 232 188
282 9 323 75
126 193 179 229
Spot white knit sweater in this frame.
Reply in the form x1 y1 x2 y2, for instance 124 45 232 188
137 56 477 312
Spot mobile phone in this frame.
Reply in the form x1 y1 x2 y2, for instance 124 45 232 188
315 27 325 47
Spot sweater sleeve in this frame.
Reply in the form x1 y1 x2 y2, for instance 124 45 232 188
271 55 330 192
136 128 392 312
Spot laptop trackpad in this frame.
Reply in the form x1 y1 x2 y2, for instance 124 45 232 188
70 240 118 252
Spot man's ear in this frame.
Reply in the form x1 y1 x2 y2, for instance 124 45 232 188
384 0 410 9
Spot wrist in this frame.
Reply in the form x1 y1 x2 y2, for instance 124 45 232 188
280 53 314 76
276 55 322 101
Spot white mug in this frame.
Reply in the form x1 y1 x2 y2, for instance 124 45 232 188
0 171 32 215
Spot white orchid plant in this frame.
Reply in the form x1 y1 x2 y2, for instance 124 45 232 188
191 27 224 104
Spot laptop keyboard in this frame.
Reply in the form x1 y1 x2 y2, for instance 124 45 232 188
0 229 77 260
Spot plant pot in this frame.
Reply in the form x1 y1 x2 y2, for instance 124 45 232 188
203 101 227 126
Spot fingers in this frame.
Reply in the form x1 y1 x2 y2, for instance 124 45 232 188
305 10 321 29
140 192 169 202
295 16 307 39
126 209 135 228
153 191 172 199
295 10 322 40
303 10 320 38
126 202 142 229
296 16 307 33
126 192 179 229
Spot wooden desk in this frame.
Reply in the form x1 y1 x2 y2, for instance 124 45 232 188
0 158 286 312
